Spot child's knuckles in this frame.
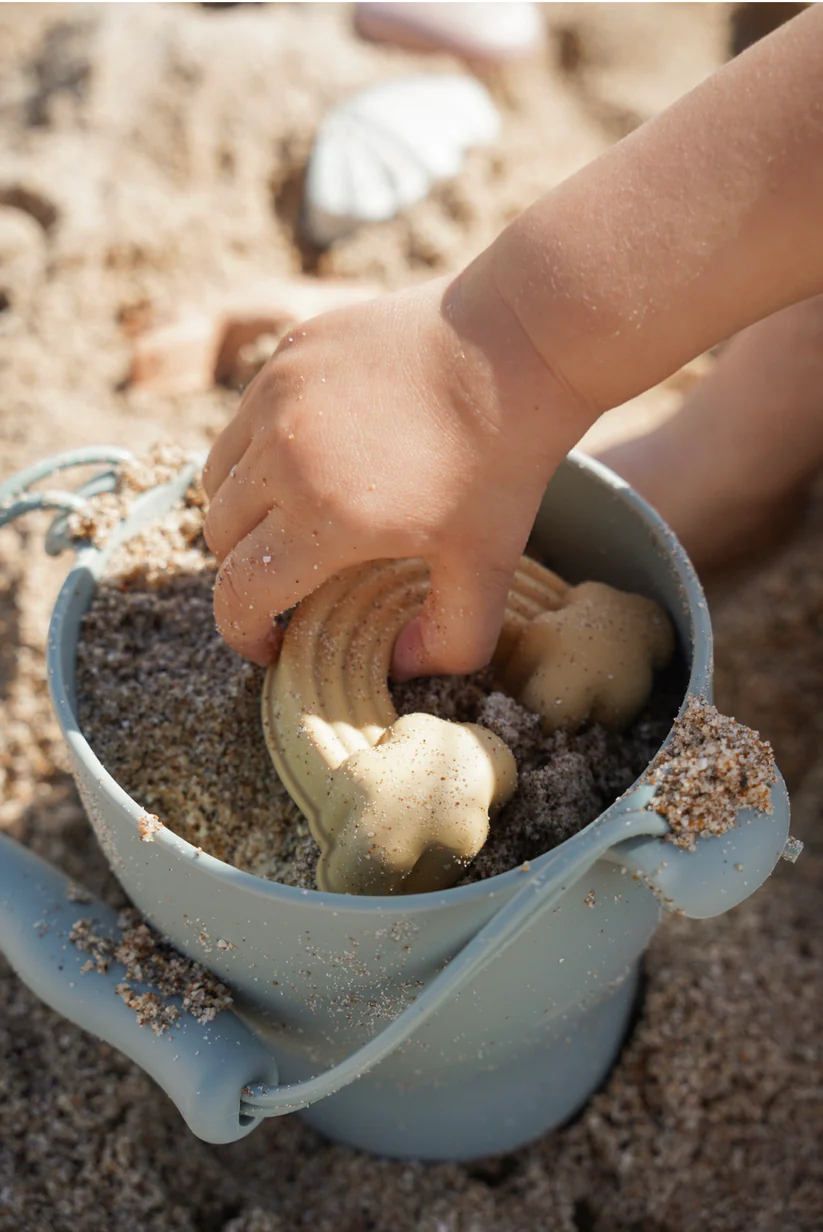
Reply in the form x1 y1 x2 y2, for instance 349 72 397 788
203 503 230 561
201 462 218 500
317 485 374 535
244 356 305 419
213 556 254 628
261 448 370 543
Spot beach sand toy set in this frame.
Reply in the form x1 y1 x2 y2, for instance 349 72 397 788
0 449 796 1161
264 555 674 896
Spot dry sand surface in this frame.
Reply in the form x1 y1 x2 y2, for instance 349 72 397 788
1 4 822 1230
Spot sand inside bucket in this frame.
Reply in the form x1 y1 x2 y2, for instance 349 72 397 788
73 462 683 888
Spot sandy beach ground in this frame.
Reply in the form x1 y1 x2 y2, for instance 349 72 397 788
1 5 822 1229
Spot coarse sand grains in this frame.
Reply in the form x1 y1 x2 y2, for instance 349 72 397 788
645 694 777 848
73 469 322 887
65 444 202 549
69 910 233 1035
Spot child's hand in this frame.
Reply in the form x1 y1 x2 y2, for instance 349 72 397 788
202 273 591 679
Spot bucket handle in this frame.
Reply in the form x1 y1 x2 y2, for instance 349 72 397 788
0 804 668 1142
241 800 673 1119
0 772 795 1143
239 768 796 1120
0 446 134 553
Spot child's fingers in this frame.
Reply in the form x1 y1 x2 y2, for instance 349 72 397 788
212 512 353 664
203 447 284 565
391 552 516 681
202 404 256 499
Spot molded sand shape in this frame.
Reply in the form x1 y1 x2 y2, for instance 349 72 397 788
262 556 674 896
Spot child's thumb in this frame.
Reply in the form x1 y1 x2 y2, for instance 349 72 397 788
390 553 515 681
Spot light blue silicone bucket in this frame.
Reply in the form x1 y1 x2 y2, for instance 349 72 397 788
0 448 794 1161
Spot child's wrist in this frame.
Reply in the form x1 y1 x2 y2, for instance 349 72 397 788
442 250 600 465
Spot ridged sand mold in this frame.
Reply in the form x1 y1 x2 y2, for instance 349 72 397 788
262 557 674 896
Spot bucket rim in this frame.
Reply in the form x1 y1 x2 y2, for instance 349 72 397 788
49 449 712 915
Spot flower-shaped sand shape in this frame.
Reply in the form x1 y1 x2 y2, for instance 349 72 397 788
262 557 674 896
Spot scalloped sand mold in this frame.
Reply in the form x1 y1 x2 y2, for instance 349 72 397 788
263 555 674 895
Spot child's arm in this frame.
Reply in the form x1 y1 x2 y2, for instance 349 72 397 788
203 6 823 678
464 3 823 416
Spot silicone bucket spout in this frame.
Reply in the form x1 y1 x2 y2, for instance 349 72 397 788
602 773 793 918
0 834 279 1145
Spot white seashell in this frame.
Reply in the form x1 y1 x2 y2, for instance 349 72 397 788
354 3 544 63
303 74 500 246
